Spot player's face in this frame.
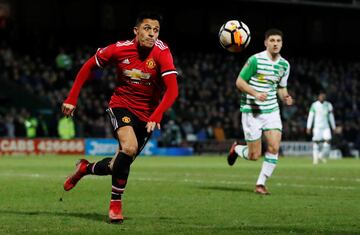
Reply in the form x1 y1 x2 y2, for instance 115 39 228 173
318 93 326 102
265 35 283 55
134 19 160 48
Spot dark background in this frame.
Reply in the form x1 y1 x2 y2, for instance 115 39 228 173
2 0 360 59
1 0 360 152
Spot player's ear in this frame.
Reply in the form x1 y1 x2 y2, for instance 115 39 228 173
264 39 267 47
133 27 138 36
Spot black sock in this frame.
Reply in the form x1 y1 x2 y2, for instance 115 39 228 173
111 152 134 200
87 158 112 175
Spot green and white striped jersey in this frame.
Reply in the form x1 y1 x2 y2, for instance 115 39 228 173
239 50 290 113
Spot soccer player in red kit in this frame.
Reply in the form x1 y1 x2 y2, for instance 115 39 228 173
61 12 178 224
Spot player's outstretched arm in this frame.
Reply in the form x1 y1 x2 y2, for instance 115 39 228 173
62 56 98 116
147 73 178 133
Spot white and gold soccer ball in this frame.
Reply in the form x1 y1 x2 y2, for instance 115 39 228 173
219 20 251 53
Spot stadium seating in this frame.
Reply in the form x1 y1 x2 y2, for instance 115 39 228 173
0 47 359 156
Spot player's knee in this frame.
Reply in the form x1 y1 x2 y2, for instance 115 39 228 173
267 145 279 155
121 145 138 157
248 151 261 160
109 159 115 171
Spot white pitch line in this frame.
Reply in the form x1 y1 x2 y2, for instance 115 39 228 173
0 173 43 178
0 173 357 191
132 176 357 191
134 172 360 183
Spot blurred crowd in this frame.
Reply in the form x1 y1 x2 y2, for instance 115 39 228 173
0 45 359 155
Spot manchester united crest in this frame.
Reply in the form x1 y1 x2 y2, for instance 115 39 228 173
122 116 131 123
146 58 156 69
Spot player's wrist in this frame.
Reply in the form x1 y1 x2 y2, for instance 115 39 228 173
149 113 163 123
64 97 77 106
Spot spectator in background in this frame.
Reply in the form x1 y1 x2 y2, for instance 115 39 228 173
57 116 75 139
36 113 48 137
332 124 350 157
0 115 6 136
306 91 336 164
161 120 182 146
24 111 38 138
213 121 225 141
13 109 26 137
181 119 195 142
4 114 15 137
55 47 72 71
2 33 360 153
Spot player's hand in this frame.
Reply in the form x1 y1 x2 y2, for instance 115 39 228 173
146 121 161 133
255 92 267 101
62 103 76 117
306 128 311 135
283 95 293 105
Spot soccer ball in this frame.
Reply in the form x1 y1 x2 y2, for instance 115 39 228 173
219 20 251 53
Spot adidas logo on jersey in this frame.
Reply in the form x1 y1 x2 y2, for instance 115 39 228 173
122 58 130 64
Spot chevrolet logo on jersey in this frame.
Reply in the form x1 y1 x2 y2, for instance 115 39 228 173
123 69 151 80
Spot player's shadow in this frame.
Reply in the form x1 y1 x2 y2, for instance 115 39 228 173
196 185 253 194
0 210 107 222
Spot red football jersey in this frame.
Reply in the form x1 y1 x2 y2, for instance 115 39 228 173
95 39 177 122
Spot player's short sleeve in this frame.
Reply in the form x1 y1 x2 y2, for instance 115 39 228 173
158 48 177 77
279 62 290 87
239 55 257 81
94 43 117 68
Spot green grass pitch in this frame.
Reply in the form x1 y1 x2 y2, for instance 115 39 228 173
0 155 359 235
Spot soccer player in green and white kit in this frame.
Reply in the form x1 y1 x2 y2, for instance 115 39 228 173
306 91 336 164
227 28 293 195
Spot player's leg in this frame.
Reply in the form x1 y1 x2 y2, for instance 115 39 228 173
321 141 330 163
63 159 90 191
110 126 139 199
320 128 332 163
106 107 151 223
86 149 119 176
63 130 120 191
227 113 262 165
228 140 262 164
254 111 282 195
255 129 281 195
108 125 138 223
109 115 151 203
312 141 321 164
106 108 142 223
87 157 113 175
312 128 322 164
317 141 326 163
63 155 114 191
240 140 262 159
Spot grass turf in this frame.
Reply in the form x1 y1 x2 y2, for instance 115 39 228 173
0 155 359 235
